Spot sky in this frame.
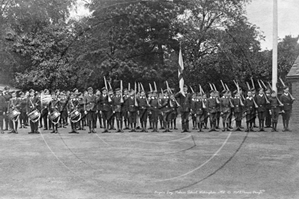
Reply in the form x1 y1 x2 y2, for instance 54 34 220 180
246 0 299 50
70 0 299 50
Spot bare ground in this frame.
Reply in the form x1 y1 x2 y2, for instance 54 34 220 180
0 120 298 199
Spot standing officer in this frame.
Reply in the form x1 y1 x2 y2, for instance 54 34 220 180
27 90 41 134
175 85 192 133
279 86 295 132
84 87 97 134
0 90 6 133
122 88 130 130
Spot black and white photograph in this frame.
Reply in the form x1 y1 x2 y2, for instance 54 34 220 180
0 0 298 198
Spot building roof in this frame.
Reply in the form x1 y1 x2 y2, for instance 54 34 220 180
287 57 299 79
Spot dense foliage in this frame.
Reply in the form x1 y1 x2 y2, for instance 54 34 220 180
0 0 298 91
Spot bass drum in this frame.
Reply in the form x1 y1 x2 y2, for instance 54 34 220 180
28 109 41 123
9 109 21 121
50 110 61 124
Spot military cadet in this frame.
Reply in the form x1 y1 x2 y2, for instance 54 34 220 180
19 91 27 129
232 90 244 131
137 90 149 132
8 91 21 134
159 91 167 129
99 87 111 133
59 91 68 128
251 89 258 128
191 92 198 130
255 88 269 131
128 89 138 132
264 89 272 128
49 92 60 134
161 91 174 133
194 92 205 132
227 90 234 129
244 90 257 132
202 93 208 129
147 91 153 130
220 90 233 132
269 90 283 132
95 89 103 129
122 88 130 130
149 90 160 132
108 89 115 130
78 92 86 130
112 88 123 132
207 90 219 132
279 86 295 132
68 92 80 134
26 90 41 134
0 90 6 133
215 91 221 129
175 85 192 133
41 89 50 130
3 87 12 131
84 87 97 134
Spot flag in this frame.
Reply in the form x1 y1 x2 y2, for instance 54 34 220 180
178 46 184 93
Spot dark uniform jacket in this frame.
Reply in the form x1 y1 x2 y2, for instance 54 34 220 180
84 94 97 112
232 97 243 113
279 93 294 111
26 96 40 113
99 94 110 112
255 94 267 112
175 92 191 112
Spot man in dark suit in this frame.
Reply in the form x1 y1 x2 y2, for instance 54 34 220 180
175 85 192 133
279 86 295 132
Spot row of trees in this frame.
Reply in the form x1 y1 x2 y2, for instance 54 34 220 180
0 0 298 91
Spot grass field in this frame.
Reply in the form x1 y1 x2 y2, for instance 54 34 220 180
0 119 298 199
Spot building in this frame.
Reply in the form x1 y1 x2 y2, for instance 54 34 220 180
286 57 299 127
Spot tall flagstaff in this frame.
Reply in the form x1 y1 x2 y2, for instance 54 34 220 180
178 44 184 94
272 0 278 92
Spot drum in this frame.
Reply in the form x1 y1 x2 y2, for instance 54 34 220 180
28 109 41 123
70 110 81 123
50 110 61 124
9 109 21 121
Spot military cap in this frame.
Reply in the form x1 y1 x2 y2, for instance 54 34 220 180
115 88 121 92
233 90 238 94
87 87 93 91
101 87 107 91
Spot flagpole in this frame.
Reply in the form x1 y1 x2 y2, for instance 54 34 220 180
272 0 278 92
